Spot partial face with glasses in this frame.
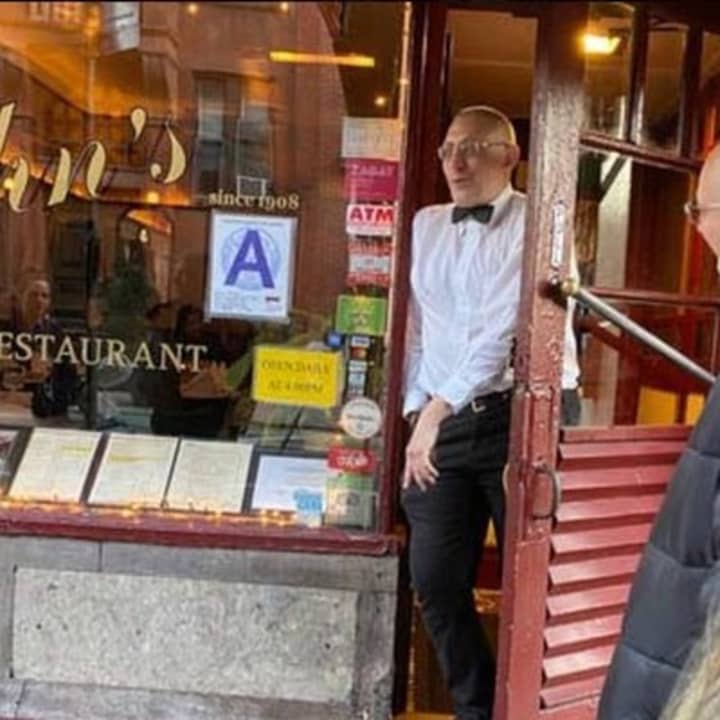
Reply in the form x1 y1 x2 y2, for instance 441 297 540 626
689 145 720 259
438 112 518 207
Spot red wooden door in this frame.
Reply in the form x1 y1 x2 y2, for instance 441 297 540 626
537 425 688 720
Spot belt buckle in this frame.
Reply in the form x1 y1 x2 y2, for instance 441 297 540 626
470 397 486 414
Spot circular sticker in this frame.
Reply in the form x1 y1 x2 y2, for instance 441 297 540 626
339 397 382 440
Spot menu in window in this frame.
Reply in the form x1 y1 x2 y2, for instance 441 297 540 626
10 428 101 502
250 454 329 513
165 439 254 513
89 434 178 507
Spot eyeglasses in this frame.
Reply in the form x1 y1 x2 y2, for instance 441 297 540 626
437 138 513 163
683 201 720 225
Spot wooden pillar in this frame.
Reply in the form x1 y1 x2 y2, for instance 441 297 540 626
494 4 587 719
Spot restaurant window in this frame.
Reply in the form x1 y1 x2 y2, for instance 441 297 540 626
234 101 272 187
0 1 410 536
574 149 719 426
582 4 697 157
582 2 634 138
641 17 687 151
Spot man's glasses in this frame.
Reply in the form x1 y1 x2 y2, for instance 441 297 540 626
684 201 720 225
437 138 513 163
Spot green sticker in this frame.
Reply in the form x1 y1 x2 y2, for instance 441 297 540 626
325 473 375 529
335 295 387 336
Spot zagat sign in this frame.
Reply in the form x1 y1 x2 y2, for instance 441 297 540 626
0 103 187 212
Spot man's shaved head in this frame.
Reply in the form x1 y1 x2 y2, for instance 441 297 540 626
441 105 520 206
456 105 517 145
695 144 720 257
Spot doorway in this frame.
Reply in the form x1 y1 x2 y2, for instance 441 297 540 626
405 6 538 716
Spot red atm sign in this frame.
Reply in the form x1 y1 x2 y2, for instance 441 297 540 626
345 203 395 237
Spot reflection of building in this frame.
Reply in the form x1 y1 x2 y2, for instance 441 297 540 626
0 1 401 320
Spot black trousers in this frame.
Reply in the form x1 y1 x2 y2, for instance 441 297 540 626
401 391 511 720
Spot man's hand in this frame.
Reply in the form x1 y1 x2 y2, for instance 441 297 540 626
403 397 452 491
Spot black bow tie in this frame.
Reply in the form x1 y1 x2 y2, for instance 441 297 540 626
451 204 493 224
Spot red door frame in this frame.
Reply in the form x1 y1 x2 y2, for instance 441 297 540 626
495 4 588 719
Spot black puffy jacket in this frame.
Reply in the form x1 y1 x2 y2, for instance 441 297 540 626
597 380 720 720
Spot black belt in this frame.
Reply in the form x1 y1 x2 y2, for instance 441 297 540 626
467 389 512 414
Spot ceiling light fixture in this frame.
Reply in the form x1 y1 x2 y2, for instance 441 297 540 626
581 33 622 55
269 51 375 68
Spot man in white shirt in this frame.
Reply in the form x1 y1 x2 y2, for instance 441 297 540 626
401 106 579 720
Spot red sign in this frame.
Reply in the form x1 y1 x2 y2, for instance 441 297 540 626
344 159 399 202
345 203 395 237
347 241 392 287
328 446 377 474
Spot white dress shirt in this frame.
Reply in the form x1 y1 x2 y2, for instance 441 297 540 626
403 185 580 417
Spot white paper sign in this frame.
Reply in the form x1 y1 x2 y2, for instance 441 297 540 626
251 454 330 512
341 117 402 161
166 439 254 513
206 211 297 321
90 434 178 507
340 397 382 439
10 428 101 502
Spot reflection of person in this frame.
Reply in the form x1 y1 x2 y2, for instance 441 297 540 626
150 305 229 438
13 279 77 418
400 106 579 720
598 145 720 719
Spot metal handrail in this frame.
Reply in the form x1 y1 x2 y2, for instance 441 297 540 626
558 277 717 388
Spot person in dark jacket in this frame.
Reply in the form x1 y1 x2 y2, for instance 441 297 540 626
659 572 720 720
597 144 720 719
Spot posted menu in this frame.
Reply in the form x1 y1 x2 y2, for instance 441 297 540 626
10 428 101 502
250 454 329 512
89 434 178 507
165 440 254 513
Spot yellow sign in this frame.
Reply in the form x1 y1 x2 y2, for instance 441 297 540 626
252 346 342 408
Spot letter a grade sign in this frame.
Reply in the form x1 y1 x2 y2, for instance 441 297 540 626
206 211 297 321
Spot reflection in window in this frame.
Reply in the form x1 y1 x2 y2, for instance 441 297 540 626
575 151 632 288
578 303 716 426
0 1 409 532
641 18 687 151
573 150 718 427
575 151 691 291
235 102 272 186
582 2 633 138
